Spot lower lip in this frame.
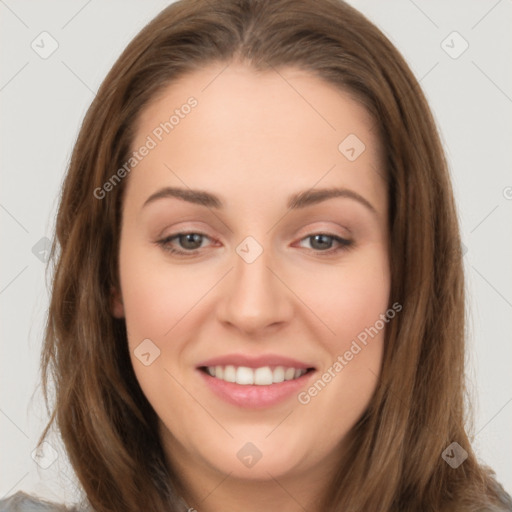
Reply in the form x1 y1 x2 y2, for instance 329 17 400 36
197 369 316 408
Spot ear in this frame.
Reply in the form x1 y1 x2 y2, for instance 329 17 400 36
110 286 125 318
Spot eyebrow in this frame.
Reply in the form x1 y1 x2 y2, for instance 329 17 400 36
142 186 377 215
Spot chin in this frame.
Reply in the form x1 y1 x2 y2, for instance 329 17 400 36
194 434 313 480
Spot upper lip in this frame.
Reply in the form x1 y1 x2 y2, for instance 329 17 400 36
197 353 316 370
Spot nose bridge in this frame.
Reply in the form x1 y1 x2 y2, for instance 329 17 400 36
219 235 291 333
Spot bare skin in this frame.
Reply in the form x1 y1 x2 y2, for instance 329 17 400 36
112 61 390 512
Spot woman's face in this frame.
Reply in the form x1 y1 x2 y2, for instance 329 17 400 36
114 62 390 484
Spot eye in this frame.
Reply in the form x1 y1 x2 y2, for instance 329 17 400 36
155 232 213 256
297 233 353 255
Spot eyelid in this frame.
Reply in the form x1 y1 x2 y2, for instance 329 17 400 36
154 221 214 239
294 221 352 239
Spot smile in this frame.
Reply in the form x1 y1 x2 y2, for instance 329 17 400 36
200 365 312 385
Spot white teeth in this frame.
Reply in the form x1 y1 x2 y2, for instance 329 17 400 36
236 366 254 385
254 367 273 385
273 366 285 383
284 367 296 380
223 365 236 383
204 365 309 385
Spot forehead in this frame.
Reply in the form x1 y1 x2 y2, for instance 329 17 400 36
127 62 385 215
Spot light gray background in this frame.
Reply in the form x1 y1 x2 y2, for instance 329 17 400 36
1 0 511 505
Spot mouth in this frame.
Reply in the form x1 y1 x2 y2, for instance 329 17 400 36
198 365 316 385
196 356 317 408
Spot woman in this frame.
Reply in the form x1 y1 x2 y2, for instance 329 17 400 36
1 0 510 510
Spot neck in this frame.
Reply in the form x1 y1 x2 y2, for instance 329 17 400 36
178 465 332 512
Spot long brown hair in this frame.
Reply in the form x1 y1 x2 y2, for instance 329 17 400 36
39 0 511 510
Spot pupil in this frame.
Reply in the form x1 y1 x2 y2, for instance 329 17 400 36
181 233 202 249
312 234 331 250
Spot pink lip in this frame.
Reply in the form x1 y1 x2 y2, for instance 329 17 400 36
196 353 315 370
197 368 316 409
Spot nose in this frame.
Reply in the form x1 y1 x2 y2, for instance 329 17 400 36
217 241 294 336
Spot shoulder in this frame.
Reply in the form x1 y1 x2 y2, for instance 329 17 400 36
487 476 512 512
0 492 81 512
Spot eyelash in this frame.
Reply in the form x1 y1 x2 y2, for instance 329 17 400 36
155 231 354 257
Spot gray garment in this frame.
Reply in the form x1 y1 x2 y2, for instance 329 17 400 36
0 491 192 512
0 492 87 512
2 489 512 511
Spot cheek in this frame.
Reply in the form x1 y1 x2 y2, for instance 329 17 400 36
118 241 217 410
293 245 390 347
334 261 390 342
118 243 201 431
118 243 201 343
293 246 390 423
